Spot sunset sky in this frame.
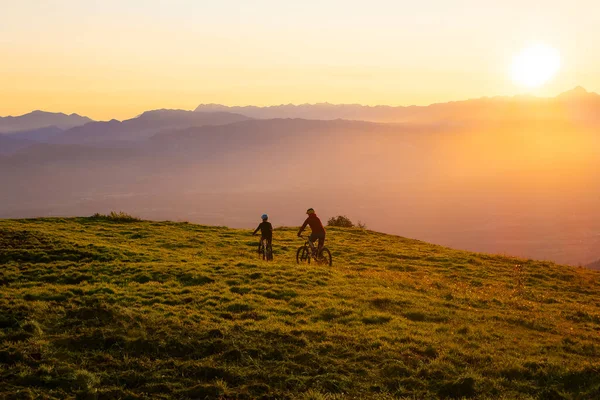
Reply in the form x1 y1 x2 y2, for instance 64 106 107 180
2 0 599 120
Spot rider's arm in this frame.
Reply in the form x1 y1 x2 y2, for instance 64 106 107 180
253 224 261 235
298 218 309 236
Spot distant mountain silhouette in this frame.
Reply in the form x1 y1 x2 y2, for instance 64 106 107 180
0 136 33 155
147 118 424 159
6 126 64 142
556 86 594 99
0 110 92 133
1 142 135 165
195 88 600 124
587 259 600 271
52 110 252 145
151 118 410 143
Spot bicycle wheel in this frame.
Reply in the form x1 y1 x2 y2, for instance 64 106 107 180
296 246 310 264
258 241 266 260
317 247 332 266
266 244 273 261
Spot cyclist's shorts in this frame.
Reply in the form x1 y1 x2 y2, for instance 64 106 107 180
309 232 325 242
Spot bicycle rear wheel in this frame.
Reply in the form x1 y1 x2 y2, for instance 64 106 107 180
296 246 310 264
258 241 266 260
317 247 332 266
266 244 273 261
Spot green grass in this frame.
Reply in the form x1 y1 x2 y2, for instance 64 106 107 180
1 217 599 399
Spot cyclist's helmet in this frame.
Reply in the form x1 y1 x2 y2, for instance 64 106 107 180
261 214 268 220
306 208 315 215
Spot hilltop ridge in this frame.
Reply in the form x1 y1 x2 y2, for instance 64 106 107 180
1 217 599 399
0 111 93 133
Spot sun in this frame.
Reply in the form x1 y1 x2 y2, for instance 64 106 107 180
511 44 561 88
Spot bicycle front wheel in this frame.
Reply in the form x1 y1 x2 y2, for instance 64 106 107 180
317 248 332 266
296 246 310 264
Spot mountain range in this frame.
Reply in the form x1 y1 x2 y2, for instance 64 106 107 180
196 87 600 124
0 110 92 133
2 86 599 135
0 135 34 155
52 110 251 145
588 259 600 270
0 109 252 146
2 87 599 142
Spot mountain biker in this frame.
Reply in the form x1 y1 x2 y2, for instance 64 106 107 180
297 208 325 255
253 214 273 249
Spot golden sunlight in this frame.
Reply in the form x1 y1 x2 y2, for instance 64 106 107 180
511 44 561 88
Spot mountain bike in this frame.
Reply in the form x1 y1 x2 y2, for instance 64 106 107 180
296 236 332 266
258 237 273 261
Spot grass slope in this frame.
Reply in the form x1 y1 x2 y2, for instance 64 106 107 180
1 217 599 399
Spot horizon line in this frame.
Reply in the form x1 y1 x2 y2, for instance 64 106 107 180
1 86 594 121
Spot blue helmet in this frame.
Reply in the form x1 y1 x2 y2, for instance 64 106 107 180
261 214 268 220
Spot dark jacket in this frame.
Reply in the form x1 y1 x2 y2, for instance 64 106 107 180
254 221 273 238
299 214 325 235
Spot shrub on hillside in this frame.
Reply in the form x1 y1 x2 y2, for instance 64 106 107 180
91 211 140 222
327 215 366 229
327 215 354 228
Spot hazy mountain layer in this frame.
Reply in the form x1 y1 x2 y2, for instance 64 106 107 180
0 135 34 155
6 126 65 143
196 87 600 124
588 259 600 270
51 110 252 145
0 110 92 133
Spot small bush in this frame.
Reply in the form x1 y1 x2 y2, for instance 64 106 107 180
327 215 354 228
327 215 366 229
90 211 140 222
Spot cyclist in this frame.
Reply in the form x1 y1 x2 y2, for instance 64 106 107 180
297 208 325 256
253 214 273 249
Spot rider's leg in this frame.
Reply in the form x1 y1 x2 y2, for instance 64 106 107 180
317 233 325 254
308 233 317 255
261 236 268 252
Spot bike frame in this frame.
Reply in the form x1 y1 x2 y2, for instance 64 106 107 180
297 235 331 266
300 236 319 259
259 236 272 260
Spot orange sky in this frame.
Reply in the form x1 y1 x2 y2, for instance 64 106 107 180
1 0 599 120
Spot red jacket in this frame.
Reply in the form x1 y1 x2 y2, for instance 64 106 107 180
300 214 325 235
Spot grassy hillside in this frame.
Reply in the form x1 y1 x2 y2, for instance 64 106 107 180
1 217 599 399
